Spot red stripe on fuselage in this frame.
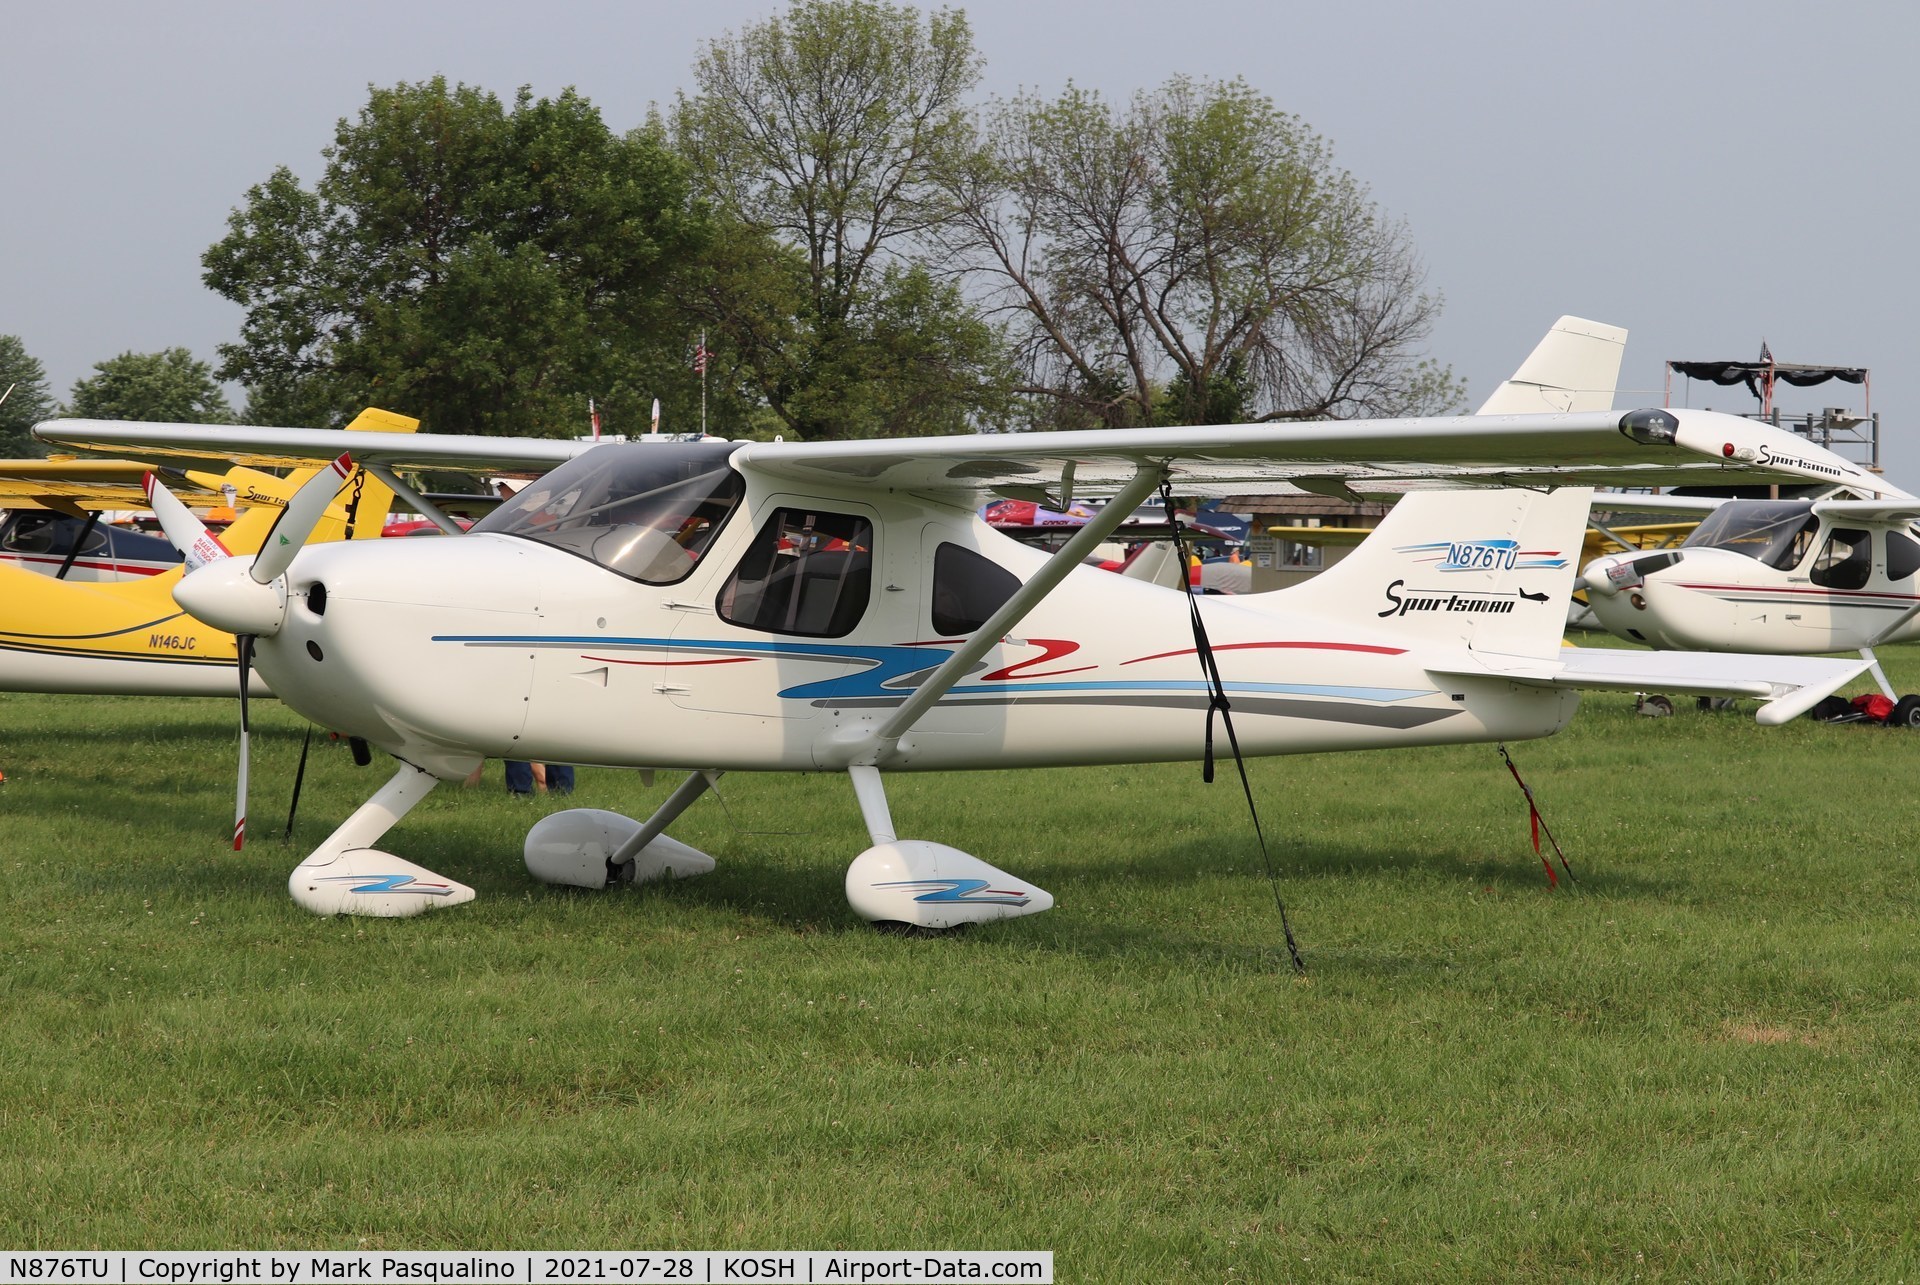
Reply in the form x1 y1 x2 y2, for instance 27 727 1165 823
1673 582 1920 602
0 554 169 576
1123 640 1407 665
980 638 1097 682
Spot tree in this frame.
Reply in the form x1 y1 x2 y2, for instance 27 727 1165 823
943 76 1462 428
0 335 55 457
66 348 234 424
204 78 708 435
673 0 1011 438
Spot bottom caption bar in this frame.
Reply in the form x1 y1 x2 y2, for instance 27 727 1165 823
0 1254 1052 1285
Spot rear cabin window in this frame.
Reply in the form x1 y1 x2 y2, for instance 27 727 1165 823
1809 527 1873 591
1886 531 1920 583
931 543 1021 636
718 509 873 637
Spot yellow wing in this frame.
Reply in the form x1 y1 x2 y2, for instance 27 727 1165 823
0 408 419 693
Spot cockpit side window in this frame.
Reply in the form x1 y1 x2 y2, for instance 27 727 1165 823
1809 527 1873 591
470 443 743 585
1771 516 1821 572
931 543 1021 636
718 508 873 637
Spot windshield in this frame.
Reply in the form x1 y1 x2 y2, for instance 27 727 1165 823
1680 499 1818 571
470 442 743 584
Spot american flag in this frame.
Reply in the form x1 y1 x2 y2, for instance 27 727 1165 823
693 340 711 375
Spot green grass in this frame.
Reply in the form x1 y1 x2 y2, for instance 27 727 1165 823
4 650 1920 1281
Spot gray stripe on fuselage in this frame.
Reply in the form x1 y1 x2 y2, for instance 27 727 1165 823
814 693 1460 729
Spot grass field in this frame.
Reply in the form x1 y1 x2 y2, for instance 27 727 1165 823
3 649 1920 1281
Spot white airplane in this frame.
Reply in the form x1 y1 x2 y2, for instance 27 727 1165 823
1580 479 1920 716
35 339 1877 929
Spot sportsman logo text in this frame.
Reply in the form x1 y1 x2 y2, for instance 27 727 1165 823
1379 580 1524 617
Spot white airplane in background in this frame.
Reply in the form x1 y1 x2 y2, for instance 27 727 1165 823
1580 477 1920 717
35 324 1877 928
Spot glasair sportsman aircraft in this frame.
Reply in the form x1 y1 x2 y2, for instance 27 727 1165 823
36 330 1880 928
1579 474 1920 713
0 409 416 696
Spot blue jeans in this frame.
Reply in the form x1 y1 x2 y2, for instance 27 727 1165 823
506 762 575 795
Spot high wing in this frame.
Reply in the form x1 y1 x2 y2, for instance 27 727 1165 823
730 408 1889 499
33 421 595 474
1811 498 1920 525
33 406 1893 501
0 459 231 516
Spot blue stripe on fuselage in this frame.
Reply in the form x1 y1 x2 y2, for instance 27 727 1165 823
431 634 1434 704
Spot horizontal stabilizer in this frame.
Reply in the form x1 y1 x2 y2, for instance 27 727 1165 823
1427 648 1871 721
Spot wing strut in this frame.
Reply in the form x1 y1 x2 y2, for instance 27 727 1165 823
361 462 466 536
53 511 101 579
847 464 1166 766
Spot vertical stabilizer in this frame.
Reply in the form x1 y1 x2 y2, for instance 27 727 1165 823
338 408 419 541
1259 487 1593 658
1475 316 1628 415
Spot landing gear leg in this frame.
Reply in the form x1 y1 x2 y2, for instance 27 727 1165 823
290 761 475 917
1862 647 1898 700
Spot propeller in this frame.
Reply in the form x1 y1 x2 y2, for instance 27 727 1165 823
141 471 232 572
145 452 356 850
253 452 354 584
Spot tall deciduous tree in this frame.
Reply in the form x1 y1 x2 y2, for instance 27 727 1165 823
944 76 1461 428
0 335 54 456
204 78 708 435
66 348 234 424
673 0 1010 438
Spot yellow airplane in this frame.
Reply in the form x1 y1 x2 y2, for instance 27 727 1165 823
0 409 418 695
0 459 233 580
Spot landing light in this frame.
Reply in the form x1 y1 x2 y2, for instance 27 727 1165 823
1618 409 1678 446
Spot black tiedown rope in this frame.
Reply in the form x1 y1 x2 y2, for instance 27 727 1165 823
1158 479 1306 974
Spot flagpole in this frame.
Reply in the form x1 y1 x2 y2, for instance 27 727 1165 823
700 329 709 436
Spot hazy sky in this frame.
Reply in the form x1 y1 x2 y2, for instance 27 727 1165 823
7 0 1915 476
